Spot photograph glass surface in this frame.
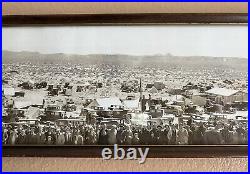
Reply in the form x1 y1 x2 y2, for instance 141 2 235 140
2 25 248 146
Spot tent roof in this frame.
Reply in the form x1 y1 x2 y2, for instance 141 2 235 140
91 97 122 110
3 88 15 96
14 101 32 109
206 88 239 97
123 98 140 109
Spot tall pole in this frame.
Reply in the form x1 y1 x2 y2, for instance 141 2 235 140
140 78 143 113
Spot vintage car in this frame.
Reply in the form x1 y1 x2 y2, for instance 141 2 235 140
232 101 248 111
235 116 248 124
223 103 237 114
147 115 175 127
48 88 60 96
185 105 204 115
81 108 97 116
12 108 26 118
42 121 56 127
98 109 127 118
99 119 124 129
41 105 66 121
208 113 228 123
45 104 61 112
62 103 77 112
162 105 183 117
18 118 40 125
180 114 207 124
3 122 28 127
190 114 207 123
56 118 85 126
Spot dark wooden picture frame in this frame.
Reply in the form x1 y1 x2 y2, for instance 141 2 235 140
2 13 248 158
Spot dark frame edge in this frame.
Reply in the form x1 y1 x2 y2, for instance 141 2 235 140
2 13 248 158
2 13 248 26
2 145 248 158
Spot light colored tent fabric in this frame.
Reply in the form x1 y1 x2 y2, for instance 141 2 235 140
206 88 238 97
25 107 40 119
88 97 122 110
14 101 32 109
148 86 158 94
123 98 140 110
3 88 15 96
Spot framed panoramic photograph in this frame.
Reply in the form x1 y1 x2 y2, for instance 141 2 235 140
2 13 248 158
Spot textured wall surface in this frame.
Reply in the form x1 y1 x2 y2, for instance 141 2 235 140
2 2 248 172
2 157 248 172
2 2 248 15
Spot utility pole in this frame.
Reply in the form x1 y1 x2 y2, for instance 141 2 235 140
139 78 143 113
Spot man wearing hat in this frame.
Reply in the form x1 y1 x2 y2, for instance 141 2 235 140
56 129 66 145
107 125 117 145
9 128 18 145
124 125 133 145
116 125 125 145
220 124 231 144
132 132 140 145
98 124 108 145
16 129 27 145
236 123 246 144
204 125 222 144
176 124 188 145
2 128 9 145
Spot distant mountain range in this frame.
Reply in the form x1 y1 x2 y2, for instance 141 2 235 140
2 50 248 70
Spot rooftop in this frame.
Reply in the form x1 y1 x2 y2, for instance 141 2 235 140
206 87 239 97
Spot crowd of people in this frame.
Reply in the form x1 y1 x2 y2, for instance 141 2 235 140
2 118 248 145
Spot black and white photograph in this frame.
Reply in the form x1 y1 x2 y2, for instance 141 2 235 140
2 24 248 147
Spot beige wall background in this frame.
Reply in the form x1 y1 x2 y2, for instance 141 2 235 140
2 2 248 15
2 2 248 172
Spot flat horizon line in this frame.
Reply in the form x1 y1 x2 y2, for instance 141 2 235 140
2 49 248 59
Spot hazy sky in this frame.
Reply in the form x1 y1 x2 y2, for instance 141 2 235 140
2 25 248 58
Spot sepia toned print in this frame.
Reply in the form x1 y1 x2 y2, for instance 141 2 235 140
2 25 248 146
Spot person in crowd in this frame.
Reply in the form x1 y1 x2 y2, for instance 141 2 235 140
3 128 9 145
98 124 109 145
2 116 248 146
9 128 18 145
107 125 117 145
16 129 27 145
124 125 133 145
149 128 157 145
185 125 193 145
73 130 84 145
56 129 66 145
159 125 168 145
168 124 177 145
87 125 97 144
26 128 37 144
236 123 246 144
65 129 73 145
85 126 93 145
132 133 140 145
198 122 206 144
187 117 193 127
231 127 239 144
25 128 32 144
116 125 126 144
220 124 231 144
154 126 162 145
177 124 189 145
192 122 206 145
204 125 222 144
142 126 152 145
45 128 55 145
36 128 46 145
138 127 145 144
